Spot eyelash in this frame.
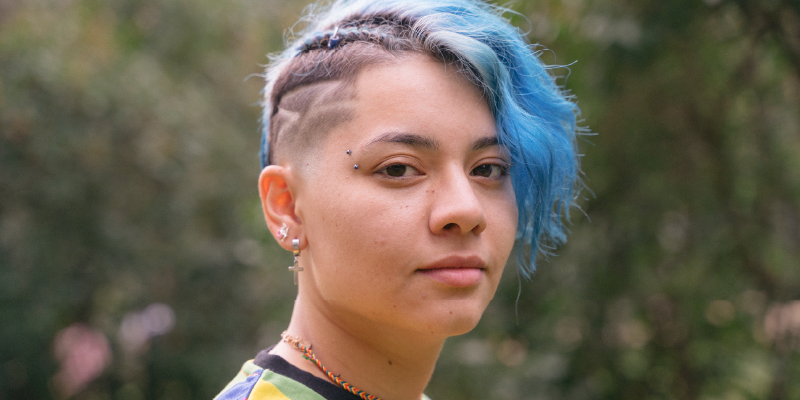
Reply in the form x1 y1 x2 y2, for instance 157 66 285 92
470 162 510 179
375 161 510 179
377 163 420 178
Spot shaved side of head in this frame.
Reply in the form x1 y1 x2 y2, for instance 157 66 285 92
264 33 478 173
269 80 358 168
264 40 410 169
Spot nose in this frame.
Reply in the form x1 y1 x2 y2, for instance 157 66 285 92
429 168 487 236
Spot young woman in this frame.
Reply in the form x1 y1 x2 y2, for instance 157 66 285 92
215 0 581 399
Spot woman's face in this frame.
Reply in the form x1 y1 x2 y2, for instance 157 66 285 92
293 55 518 338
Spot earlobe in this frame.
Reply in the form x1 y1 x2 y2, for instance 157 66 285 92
259 166 305 251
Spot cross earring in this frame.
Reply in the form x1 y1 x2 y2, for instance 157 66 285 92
289 239 302 285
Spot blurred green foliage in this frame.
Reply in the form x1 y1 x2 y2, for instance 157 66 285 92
1 0 798 399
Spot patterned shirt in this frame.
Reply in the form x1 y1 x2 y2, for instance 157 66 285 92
214 348 431 400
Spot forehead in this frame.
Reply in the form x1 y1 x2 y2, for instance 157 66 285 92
328 56 496 150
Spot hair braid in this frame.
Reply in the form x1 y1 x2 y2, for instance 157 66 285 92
297 16 414 54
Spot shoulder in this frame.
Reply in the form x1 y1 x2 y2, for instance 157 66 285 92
214 359 326 400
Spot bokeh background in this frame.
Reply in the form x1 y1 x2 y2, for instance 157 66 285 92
2 0 799 399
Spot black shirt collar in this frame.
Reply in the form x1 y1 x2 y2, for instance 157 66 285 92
253 347 365 400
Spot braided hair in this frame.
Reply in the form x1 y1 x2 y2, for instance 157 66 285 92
298 17 408 52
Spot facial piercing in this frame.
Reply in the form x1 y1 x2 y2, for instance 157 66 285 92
278 223 289 241
354 164 359 169
346 150 351 155
289 238 302 285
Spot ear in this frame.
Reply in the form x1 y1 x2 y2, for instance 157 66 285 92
259 165 306 251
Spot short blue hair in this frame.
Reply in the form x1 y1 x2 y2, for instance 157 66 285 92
261 0 583 279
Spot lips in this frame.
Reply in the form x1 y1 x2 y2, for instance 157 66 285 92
417 255 485 287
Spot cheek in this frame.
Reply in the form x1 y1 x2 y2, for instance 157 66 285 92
303 185 423 277
302 189 428 322
489 188 519 242
486 192 519 277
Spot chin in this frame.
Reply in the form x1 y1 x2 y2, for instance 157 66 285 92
445 318 482 337
415 303 488 338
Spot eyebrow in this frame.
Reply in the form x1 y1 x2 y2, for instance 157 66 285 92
363 132 499 152
363 132 440 151
471 136 499 151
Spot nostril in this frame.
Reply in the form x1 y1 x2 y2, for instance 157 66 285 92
443 223 457 230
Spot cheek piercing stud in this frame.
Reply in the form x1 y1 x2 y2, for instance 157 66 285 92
354 164 359 169
346 150 351 155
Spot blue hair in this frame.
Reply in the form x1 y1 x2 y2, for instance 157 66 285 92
261 0 583 279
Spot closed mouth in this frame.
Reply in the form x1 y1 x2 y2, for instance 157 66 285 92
417 254 485 271
417 255 486 287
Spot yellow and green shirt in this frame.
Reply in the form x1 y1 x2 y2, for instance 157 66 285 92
214 348 431 400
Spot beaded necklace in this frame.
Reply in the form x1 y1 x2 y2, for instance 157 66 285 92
281 331 384 400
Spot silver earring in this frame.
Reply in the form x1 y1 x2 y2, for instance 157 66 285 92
278 223 289 241
288 238 302 285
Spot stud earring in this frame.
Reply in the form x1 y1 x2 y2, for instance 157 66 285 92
288 239 302 285
277 223 289 241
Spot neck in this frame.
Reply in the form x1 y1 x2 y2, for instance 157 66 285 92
270 295 445 400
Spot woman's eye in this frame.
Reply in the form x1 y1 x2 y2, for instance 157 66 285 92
472 163 507 178
380 164 419 177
